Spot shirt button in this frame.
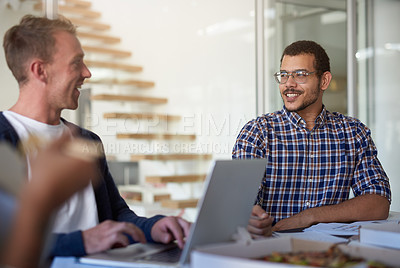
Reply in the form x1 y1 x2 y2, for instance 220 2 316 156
306 201 310 206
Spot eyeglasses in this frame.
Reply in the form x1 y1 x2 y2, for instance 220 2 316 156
273 70 316 84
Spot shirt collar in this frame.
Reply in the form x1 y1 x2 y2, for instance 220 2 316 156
283 106 303 126
315 106 327 128
283 105 327 129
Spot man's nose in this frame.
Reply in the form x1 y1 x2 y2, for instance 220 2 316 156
285 74 297 86
82 63 92 79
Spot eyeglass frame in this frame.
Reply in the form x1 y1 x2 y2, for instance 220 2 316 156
273 70 317 84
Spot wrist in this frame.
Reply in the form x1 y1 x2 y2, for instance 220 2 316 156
295 207 315 228
303 207 318 226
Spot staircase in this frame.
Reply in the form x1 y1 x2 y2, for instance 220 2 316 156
37 0 212 212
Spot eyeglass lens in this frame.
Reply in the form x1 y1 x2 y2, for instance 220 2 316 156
274 71 312 84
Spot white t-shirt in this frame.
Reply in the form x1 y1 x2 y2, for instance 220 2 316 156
3 111 99 233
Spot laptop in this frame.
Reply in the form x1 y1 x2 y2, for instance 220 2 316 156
79 159 267 267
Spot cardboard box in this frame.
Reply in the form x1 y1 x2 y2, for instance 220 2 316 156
191 236 400 267
360 222 400 250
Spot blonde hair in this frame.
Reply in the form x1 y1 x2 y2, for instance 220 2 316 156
3 14 76 85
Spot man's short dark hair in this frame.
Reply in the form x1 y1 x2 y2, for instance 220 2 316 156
3 14 76 85
280 40 330 74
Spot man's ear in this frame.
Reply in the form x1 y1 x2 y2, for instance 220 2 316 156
320 71 332 91
30 59 48 83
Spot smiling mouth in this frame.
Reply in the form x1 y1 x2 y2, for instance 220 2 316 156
283 90 302 99
286 93 300 98
75 82 84 90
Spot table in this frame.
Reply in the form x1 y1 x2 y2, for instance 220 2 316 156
51 211 400 268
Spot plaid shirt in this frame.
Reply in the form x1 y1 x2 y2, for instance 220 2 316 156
232 106 391 224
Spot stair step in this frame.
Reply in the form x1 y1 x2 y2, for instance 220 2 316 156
77 32 120 44
64 0 92 8
87 79 154 88
69 18 111 31
35 3 101 18
120 191 143 202
91 94 168 104
85 60 142 72
131 154 212 161
161 199 199 209
103 113 181 121
82 45 131 58
146 174 206 183
118 185 171 203
116 133 196 140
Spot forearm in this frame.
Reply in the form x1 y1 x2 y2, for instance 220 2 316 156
3 190 53 268
273 194 390 231
306 194 389 224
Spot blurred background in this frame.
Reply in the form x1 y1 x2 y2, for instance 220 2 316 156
1 0 399 219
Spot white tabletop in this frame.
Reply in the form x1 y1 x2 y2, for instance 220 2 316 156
51 211 400 268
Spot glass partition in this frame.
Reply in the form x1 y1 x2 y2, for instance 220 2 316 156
356 0 400 212
264 0 347 114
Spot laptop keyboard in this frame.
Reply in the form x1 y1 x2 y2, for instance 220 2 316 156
141 246 182 263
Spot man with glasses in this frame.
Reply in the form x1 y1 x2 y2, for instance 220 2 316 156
232 40 391 236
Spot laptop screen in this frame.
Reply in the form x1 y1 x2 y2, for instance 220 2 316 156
79 159 267 267
180 159 267 264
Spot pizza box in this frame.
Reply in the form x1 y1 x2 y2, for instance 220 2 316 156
191 236 400 267
359 222 400 249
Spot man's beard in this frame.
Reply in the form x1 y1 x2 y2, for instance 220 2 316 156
283 86 322 113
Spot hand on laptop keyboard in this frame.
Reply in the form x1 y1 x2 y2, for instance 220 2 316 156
150 216 191 249
83 220 147 255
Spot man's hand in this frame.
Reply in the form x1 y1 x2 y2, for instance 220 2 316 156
247 205 274 238
3 134 99 268
82 220 147 255
151 216 191 249
272 211 313 232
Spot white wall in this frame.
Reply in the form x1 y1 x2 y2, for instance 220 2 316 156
86 0 256 162
76 0 257 199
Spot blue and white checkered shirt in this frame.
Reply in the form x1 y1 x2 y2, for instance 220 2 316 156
232 106 391 224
